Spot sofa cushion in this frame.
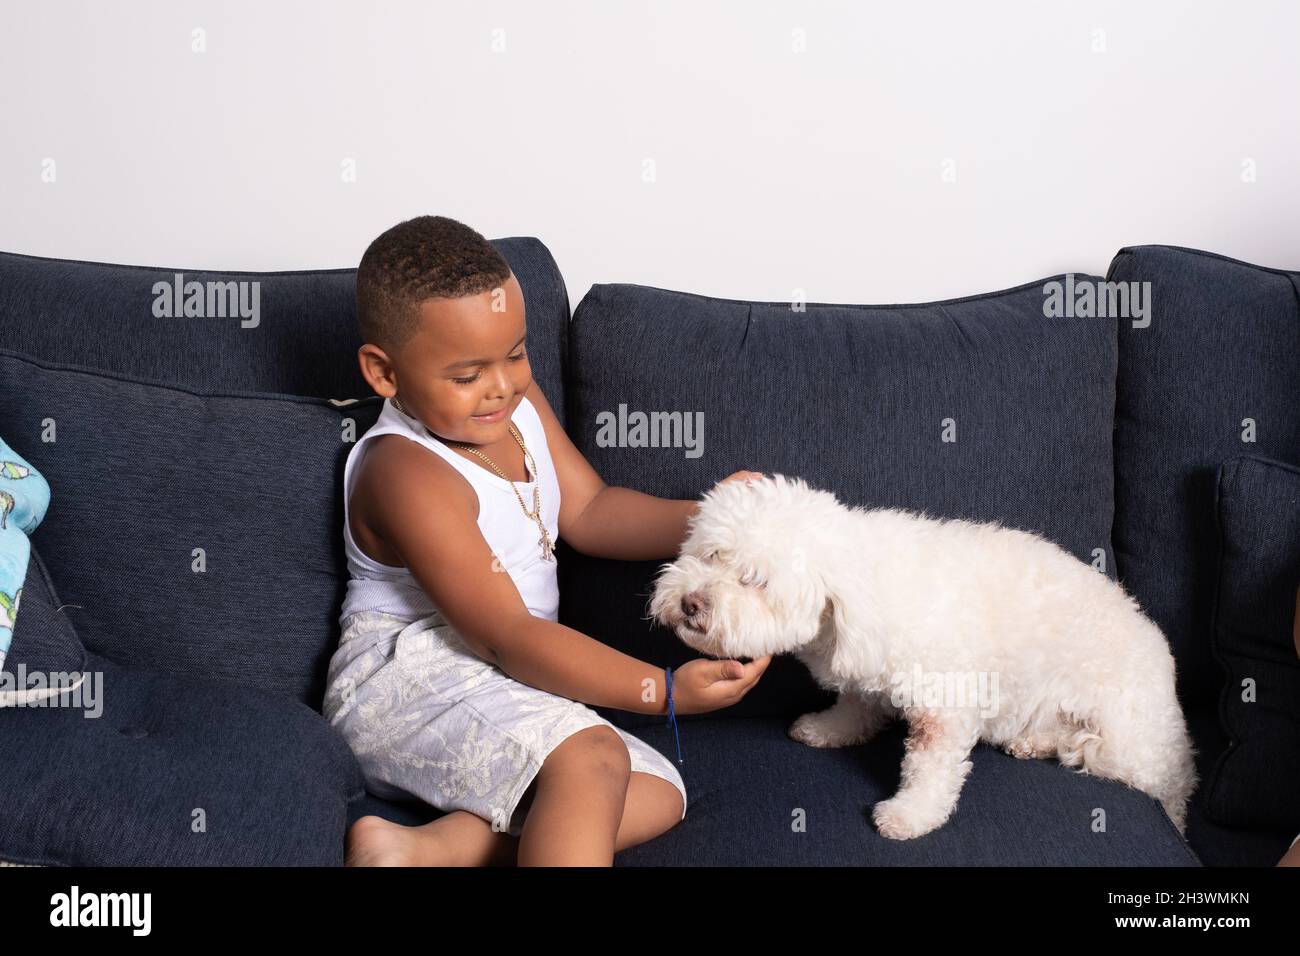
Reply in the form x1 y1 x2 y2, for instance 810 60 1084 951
1107 245 1300 711
0 347 383 705
0 237 572 425
0 648 362 865
1205 455 1300 831
563 277 1120 726
1183 703 1299 866
0 542 87 706
615 718 1199 865
348 716 1198 865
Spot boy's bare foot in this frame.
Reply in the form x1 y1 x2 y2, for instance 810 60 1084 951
348 815 473 866
345 811 517 867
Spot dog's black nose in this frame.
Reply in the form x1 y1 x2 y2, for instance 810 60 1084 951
682 593 706 617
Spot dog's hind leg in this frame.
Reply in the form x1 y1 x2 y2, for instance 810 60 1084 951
871 709 981 840
788 692 894 749
1061 689 1198 835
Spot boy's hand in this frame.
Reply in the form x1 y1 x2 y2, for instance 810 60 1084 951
716 470 765 488
669 655 772 715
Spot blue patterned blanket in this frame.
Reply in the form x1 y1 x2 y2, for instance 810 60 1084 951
0 438 50 672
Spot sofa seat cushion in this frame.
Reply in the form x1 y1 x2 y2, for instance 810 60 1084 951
350 716 1199 866
0 649 362 866
613 718 1199 865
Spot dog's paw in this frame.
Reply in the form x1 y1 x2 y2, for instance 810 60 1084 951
871 797 946 840
788 712 867 749
1004 735 1056 760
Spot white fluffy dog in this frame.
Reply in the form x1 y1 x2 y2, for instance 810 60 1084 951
649 474 1197 840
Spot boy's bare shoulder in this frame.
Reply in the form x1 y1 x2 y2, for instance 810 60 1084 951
350 434 479 566
351 433 525 657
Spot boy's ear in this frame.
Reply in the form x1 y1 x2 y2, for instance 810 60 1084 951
357 344 397 398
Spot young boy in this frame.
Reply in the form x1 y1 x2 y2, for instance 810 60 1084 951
322 215 771 866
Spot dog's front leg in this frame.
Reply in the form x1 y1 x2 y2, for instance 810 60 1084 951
872 710 980 840
789 692 894 748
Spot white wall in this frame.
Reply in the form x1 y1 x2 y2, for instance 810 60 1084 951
2 0 1297 308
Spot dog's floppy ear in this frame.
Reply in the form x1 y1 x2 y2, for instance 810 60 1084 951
818 581 887 678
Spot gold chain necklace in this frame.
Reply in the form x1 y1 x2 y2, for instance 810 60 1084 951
392 395 554 562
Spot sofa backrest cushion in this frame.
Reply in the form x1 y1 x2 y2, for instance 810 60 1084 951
1205 454 1300 831
0 347 383 706
1107 245 1300 710
0 237 571 427
563 277 1120 726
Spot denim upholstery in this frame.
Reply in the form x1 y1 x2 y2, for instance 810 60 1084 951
0 239 571 422
1205 455 1300 831
0 350 382 704
0 544 359 865
1107 245 1300 710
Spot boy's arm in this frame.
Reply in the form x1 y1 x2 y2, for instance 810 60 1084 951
369 436 673 714
524 380 748 560
495 613 675 714
565 486 700 561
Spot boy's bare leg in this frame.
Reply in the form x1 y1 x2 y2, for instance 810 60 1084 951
513 768 683 853
516 726 631 866
613 771 685 850
347 729 685 866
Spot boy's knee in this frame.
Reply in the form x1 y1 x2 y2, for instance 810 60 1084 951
544 725 631 780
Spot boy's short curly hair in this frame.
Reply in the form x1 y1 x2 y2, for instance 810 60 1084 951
356 215 512 354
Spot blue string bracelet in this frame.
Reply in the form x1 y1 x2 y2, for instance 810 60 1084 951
665 665 683 764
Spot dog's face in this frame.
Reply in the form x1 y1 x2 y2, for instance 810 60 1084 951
649 474 843 660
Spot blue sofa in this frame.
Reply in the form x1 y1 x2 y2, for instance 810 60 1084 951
0 240 1296 866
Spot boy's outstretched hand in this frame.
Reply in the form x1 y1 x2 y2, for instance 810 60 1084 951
670 655 772 715
715 470 765 488
664 467 769 716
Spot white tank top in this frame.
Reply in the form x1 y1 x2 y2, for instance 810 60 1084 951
339 395 561 627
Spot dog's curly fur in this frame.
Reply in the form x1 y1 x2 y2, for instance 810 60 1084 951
649 474 1197 840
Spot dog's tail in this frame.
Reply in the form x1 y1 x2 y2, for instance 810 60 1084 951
1057 676 1198 835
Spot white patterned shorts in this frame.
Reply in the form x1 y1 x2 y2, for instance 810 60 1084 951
322 610 687 838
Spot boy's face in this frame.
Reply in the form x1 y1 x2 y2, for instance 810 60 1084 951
361 272 532 445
